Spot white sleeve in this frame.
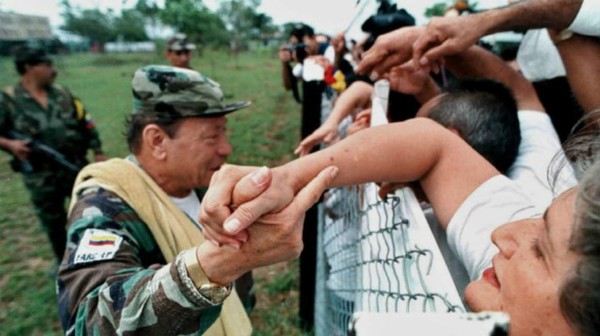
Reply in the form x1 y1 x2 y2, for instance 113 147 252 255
507 111 577 210
292 63 303 78
567 0 600 36
324 45 335 65
446 175 541 281
516 30 566 81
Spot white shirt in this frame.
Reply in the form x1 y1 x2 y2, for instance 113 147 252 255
447 111 577 281
170 191 202 229
508 111 577 212
517 30 566 81
446 175 541 280
568 0 600 37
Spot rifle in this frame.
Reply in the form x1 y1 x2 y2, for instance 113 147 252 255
3 130 81 173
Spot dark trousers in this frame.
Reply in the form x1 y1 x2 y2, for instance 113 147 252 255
22 169 77 263
299 80 324 330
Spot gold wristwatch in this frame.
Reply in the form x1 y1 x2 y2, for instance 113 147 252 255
182 248 232 305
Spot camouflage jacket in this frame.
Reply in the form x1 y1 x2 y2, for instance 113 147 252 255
0 83 102 169
57 186 221 336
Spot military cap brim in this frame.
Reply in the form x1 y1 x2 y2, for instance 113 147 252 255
201 100 252 117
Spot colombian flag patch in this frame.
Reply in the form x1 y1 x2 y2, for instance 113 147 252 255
74 229 123 265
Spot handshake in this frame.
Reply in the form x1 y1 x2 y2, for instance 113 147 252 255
195 164 338 285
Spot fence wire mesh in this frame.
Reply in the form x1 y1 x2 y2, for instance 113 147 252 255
314 80 465 335
315 178 465 336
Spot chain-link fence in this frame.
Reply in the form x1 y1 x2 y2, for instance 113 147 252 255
314 80 466 335
314 183 466 335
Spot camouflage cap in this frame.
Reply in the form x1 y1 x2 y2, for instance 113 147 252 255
167 33 196 51
132 65 251 118
14 46 52 64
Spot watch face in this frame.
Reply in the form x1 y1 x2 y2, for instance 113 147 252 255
200 284 231 303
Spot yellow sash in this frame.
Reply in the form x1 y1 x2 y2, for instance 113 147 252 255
69 158 252 336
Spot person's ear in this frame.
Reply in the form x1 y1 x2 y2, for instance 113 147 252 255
142 125 168 160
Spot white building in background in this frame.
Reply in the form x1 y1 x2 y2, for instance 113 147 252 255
0 11 53 41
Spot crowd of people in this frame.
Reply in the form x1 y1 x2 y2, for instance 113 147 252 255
0 0 599 335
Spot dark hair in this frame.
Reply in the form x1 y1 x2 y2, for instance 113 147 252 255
427 79 520 173
557 110 600 335
499 44 520 62
13 46 52 75
290 23 314 41
125 113 183 154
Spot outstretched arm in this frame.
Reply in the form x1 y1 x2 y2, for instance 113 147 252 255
411 0 584 68
552 33 600 114
444 45 545 112
294 80 373 156
356 0 584 77
201 118 498 243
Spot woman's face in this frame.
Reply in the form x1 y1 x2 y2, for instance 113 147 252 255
465 188 580 335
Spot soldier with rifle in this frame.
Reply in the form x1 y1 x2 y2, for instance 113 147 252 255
0 46 105 263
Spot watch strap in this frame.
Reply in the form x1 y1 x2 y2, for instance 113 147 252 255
181 248 232 305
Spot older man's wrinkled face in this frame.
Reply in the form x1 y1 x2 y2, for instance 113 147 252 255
165 117 232 193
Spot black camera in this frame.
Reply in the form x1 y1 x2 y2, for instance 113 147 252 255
284 43 308 63
361 8 415 36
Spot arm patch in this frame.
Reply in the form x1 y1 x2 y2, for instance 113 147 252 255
74 229 123 264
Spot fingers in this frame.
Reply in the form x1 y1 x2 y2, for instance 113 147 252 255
294 127 337 156
370 52 413 80
202 226 248 250
412 35 436 70
294 134 321 156
288 166 338 212
200 165 263 244
322 131 337 145
378 182 406 200
356 47 387 76
231 166 272 206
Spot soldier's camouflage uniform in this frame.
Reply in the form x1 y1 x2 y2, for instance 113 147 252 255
57 65 254 335
57 187 222 335
0 83 103 261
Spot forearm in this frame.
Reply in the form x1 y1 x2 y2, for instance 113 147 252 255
478 0 583 35
327 81 373 124
281 62 293 90
61 261 220 335
554 33 600 113
444 45 544 111
280 118 498 226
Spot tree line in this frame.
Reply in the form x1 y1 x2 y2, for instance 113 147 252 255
61 0 279 49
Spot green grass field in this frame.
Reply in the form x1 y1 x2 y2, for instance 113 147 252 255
0 49 311 335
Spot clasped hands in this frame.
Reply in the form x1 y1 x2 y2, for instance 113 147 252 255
199 164 338 252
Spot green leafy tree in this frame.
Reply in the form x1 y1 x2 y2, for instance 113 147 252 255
61 0 148 48
159 0 229 48
424 2 448 18
61 0 116 48
217 0 278 49
114 9 149 42
134 0 162 38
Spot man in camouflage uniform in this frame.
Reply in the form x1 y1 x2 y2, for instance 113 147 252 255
57 65 334 335
0 46 105 262
166 33 196 69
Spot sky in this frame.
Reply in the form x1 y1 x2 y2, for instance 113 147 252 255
0 0 509 41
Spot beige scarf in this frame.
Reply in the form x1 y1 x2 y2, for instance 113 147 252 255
69 158 252 336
